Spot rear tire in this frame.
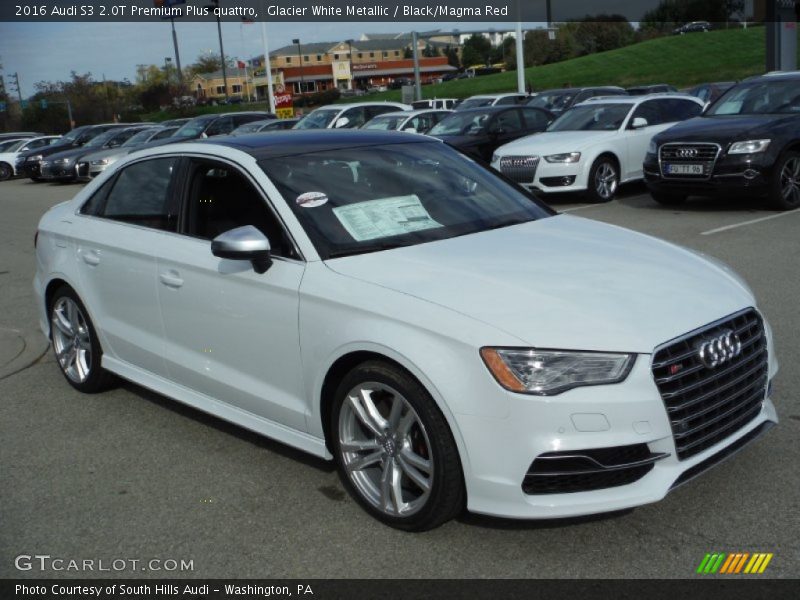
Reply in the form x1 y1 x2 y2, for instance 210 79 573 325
0 162 12 181
586 156 619 203
650 190 687 206
49 285 117 393
331 360 464 531
768 151 800 210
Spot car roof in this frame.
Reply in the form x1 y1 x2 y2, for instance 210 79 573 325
467 93 527 99
373 109 449 117
447 105 530 115
313 102 411 110
579 93 702 107
190 129 434 159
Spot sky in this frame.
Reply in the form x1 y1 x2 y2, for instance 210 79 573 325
0 21 543 98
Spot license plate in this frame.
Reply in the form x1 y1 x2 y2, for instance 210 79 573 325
666 163 704 175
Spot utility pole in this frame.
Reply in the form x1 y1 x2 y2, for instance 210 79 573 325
208 0 229 99
170 16 183 85
411 31 422 101
11 72 23 103
293 38 304 95
260 21 276 112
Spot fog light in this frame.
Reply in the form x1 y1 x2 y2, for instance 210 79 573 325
744 169 759 180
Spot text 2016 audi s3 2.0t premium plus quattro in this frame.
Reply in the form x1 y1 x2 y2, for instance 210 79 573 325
34 130 778 531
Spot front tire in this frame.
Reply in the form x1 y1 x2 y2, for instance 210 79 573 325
0 162 12 181
768 151 800 210
331 360 464 531
586 156 619 203
49 286 116 393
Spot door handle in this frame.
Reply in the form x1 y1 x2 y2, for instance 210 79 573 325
159 271 184 288
82 250 100 266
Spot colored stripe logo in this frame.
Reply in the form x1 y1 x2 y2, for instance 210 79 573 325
696 552 773 574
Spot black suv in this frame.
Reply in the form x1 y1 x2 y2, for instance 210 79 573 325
644 72 800 210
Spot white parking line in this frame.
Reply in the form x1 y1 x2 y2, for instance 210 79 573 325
560 203 610 213
700 209 800 235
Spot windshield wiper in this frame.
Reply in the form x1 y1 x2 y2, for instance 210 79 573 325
326 241 410 259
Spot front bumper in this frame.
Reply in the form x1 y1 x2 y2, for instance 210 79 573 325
643 151 773 196
76 161 110 182
492 156 588 195
18 159 42 179
456 319 778 519
40 161 78 181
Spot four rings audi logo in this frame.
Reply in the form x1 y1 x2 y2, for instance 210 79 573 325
677 148 699 158
698 330 742 368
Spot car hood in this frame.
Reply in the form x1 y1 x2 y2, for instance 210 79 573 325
324 215 755 353
80 147 131 162
655 114 794 144
431 134 486 147
21 140 75 158
496 130 617 155
44 146 95 162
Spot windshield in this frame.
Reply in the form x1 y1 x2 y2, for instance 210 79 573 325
62 126 89 142
151 127 178 140
233 122 264 134
428 111 491 136
121 128 158 147
362 115 406 130
547 103 632 132
457 97 494 110
173 117 214 139
84 130 118 148
707 80 800 115
294 109 341 129
528 92 575 112
258 142 551 259
3 140 28 152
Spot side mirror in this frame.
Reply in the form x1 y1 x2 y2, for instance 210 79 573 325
334 116 350 128
211 225 272 274
631 117 649 129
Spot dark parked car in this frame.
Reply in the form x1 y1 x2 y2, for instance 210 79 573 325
231 119 279 135
41 126 153 182
527 87 628 116
16 124 129 181
644 71 800 210
674 21 712 34
685 81 737 105
0 131 42 141
627 84 678 95
167 112 275 141
428 106 554 162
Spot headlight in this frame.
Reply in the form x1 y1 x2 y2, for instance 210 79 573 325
544 152 581 163
27 155 43 162
480 347 635 395
91 159 109 165
728 139 771 154
54 158 72 164
648 140 657 154
491 153 500 164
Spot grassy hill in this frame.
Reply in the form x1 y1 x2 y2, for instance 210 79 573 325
355 26 788 103
145 26 792 120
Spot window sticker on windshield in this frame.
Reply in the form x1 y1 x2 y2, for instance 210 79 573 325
332 195 442 242
296 191 329 208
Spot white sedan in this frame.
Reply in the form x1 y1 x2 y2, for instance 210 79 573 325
34 130 777 530
491 94 705 202
0 135 61 180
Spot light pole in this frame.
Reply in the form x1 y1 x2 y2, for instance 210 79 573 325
346 39 354 91
208 0 229 100
164 57 172 85
293 38 304 95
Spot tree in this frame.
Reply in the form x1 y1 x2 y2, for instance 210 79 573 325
490 37 516 66
461 33 492 68
187 52 232 77
444 45 460 69
422 43 440 57
403 47 413 59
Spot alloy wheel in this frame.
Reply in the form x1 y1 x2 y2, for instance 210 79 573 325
338 382 434 517
0 163 11 181
595 162 618 200
51 297 93 383
779 157 800 207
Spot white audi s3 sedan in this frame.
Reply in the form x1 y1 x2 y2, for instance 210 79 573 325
34 130 778 531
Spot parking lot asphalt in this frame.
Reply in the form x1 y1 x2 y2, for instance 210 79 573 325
1 177 798 579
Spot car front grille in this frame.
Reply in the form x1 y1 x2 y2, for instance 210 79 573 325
659 142 720 179
522 444 667 495
651 309 768 461
77 162 90 178
499 155 539 184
